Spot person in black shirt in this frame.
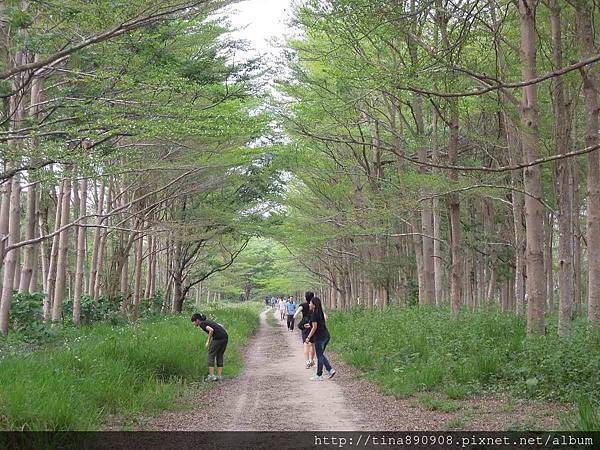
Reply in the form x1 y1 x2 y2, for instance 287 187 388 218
305 297 336 381
191 313 228 381
294 291 316 368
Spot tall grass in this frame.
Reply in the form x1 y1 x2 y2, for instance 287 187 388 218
328 306 600 407
0 303 260 430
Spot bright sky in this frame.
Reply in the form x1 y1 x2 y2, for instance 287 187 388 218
224 0 295 59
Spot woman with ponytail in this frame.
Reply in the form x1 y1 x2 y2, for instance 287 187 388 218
192 313 229 381
305 297 336 381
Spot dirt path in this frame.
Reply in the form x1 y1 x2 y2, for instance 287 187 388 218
152 309 365 431
150 309 568 431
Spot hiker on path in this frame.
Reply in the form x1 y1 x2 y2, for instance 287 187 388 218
305 297 336 382
279 297 287 320
270 296 276 308
286 296 297 331
294 291 316 368
192 313 229 382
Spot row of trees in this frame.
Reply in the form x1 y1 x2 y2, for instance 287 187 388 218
276 0 600 336
0 0 276 335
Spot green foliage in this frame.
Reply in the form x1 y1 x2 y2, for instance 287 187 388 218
562 397 600 431
0 303 260 430
10 292 45 335
328 306 600 410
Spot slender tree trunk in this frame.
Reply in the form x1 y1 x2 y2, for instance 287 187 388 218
0 176 11 265
518 0 545 335
18 182 38 293
432 113 443 306
46 181 63 318
132 234 143 320
549 0 573 336
73 178 87 326
87 180 105 297
52 174 72 323
573 0 600 327
573 161 583 317
0 173 22 335
411 214 427 306
544 213 555 315
448 106 462 319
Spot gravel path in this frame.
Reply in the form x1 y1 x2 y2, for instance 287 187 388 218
150 309 569 432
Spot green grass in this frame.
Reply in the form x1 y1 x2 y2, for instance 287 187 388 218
266 308 279 327
328 306 600 429
446 416 466 429
418 394 461 413
0 303 261 431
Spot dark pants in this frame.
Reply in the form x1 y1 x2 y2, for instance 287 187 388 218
314 337 332 376
208 337 228 367
287 314 295 330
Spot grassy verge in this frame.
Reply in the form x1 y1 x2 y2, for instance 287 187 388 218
327 306 600 430
0 302 261 431
266 307 279 327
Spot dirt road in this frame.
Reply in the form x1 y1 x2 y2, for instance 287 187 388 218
152 309 364 431
150 309 566 432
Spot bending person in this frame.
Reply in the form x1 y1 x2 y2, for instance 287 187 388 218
294 291 316 368
192 313 229 381
305 297 336 381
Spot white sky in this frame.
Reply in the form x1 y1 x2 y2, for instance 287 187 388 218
223 0 295 59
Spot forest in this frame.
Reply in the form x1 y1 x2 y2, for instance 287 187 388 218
1 0 600 436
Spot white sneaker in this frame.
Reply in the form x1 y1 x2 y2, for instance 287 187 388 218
310 375 324 381
206 375 217 382
327 368 336 379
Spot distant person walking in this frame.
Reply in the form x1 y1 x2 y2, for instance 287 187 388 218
279 297 286 320
294 291 315 368
270 296 276 308
191 313 229 381
286 296 297 331
305 297 336 381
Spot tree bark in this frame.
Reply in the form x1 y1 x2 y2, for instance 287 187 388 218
572 0 600 327
73 178 87 326
0 173 22 335
549 0 573 336
518 0 545 335
52 174 72 323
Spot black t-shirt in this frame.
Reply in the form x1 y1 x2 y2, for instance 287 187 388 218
310 313 330 341
299 302 310 319
199 320 228 340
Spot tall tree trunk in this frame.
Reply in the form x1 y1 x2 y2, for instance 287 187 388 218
573 161 583 317
73 178 87 326
18 182 38 293
46 181 63 318
52 174 72 323
549 0 573 336
432 112 443 306
411 214 427 306
518 0 545 335
572 0 600 327
87 180 105 297
0 173 22 335
132 234 143 320
448 106 462 319
544 212 555 315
